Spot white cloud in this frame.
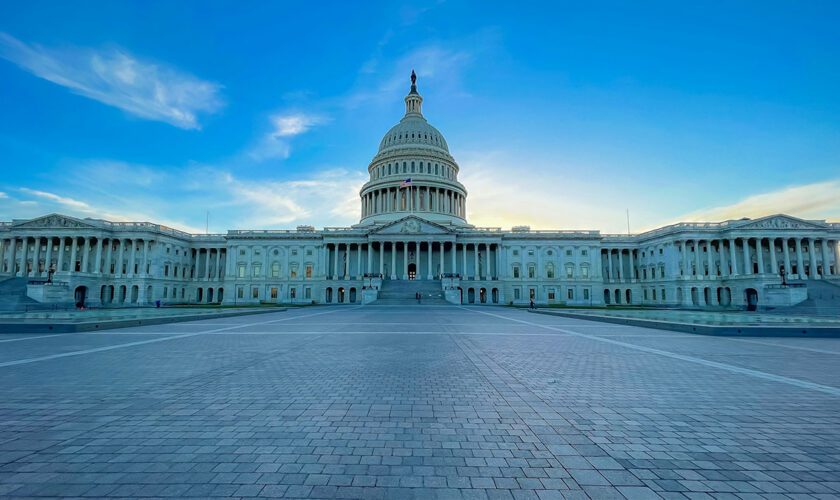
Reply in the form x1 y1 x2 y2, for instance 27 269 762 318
247 112 328 161
673 179 840 224
18 188 93 211
0 32 223 129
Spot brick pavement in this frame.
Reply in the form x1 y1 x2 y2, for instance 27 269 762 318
0 305 838 499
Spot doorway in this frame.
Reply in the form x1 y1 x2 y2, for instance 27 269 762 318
74 286 87 307
408 263 417 280
745 288 758 311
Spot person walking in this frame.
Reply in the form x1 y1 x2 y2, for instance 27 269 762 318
529 298 536 310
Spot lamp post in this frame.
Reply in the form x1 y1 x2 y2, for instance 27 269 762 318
780 266 787 287
47 264 55 284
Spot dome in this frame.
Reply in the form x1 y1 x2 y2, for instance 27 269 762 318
377 116 450 154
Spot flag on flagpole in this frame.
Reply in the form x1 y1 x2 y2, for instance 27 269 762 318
400 178 412 187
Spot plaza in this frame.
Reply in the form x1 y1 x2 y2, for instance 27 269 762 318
0 305 839 499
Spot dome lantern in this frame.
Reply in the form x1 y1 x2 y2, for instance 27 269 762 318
404 70 423 116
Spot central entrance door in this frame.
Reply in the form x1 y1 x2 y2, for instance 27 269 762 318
408 263 417 280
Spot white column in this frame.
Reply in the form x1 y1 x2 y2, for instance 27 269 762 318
116 239 125 275
129 239 136 277
755 238 765 275
215 248 222 280
143 240 150 276
390 242 396 279
819 239 830 277
333 243 339 279
366 243 372 276
693 242 700 278
402 242 408 280
473 244 479 279
742 238 751 275
728 238 738 275
706 242 713 278
451 242 457 275
783 238 791 275
378 242 384 276
70 237 79 274
795 238 805 278
438 241 444 277
769 238 778 275
9 237 18 276
356 243 362 279
31 237 41 277
427 242 433 279
205 248 212 279
462 243 467 278
44 238 53 276
94 238 103 274
106 239 114 275
680 241 687 278
808 239 818 278
55 237 65 272
833 240 840 275
719 241 727 277
607 250 614 281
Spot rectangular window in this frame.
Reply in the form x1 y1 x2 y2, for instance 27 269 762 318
513 266 520 278
271 263 280 277
305 265 313 278
304 287 311 299
306 249 313 256
567 288 574 300
253 264 261 277
583 288 590 300
528 265 535 278
270 287 278 299
163 287 168 298
239 249 245 256
514 288 521 300
164 265 169 277
238 265 246 278
512 249 519 256
547 289 555 300
581 266 589 278
565 249 572 256
291 249 298 256
528 250 534 256
252 287 259 299
290 287 297 299
581 249 588 256
237 287 244 299
566 266 574 278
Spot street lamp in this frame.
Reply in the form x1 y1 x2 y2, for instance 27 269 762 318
47 263 55 284
780 266 787 287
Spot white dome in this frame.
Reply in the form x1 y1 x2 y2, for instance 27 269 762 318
378 115 450 154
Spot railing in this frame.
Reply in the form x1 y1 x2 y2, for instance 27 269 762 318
27 279 69 286
765 283 806 289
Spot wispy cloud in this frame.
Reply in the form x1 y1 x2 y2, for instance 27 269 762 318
247 112 328 161
674 179 840 224
18 188 93 211
0 32 224 129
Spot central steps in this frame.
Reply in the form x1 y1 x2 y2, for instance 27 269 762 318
374 279 450 305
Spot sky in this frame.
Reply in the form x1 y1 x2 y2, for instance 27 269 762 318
1 1 839 234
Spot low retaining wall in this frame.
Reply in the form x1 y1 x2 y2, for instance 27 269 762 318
529 309 840 338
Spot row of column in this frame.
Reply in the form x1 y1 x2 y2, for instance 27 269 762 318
679 237 839 279
326 241 499 280
194 247 225 281
0 236 151 278
361 186 465 218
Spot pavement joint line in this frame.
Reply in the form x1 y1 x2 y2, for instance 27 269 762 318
0 307 355 368
461 306 840 397
0 333 78 343
724 337 840 355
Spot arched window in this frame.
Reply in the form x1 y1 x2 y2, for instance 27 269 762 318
546 263 555 279
271 262 280 278
252 263 262 277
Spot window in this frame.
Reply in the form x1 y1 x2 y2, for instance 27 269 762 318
252 287 259 299
305 265 313 278
547 250 553 256
270 287 278 299
252 264 261 277
548 289 556 300
306 249 313 256
513 266 520 278
565 249 572 256
237 287 244 298
581 266 589 278
583 288 590 300
528 265 536 278
290 287 297 299
163 287 168 298
528 250 535 256
567 288 574 300
254 249 261 256
290 264 298 279
581 249 588 257
514 288 521 300
304 287 311 299
291 249 298 256
512 249 519 256
164 264 169 277
238 265 246 278
546 263 555 279
565 265 574 279
273 249 279 256
239 249 246 256
271 262 280 278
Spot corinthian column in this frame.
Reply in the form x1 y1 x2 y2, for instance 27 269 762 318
742 238 751 275
769 238 778 275
783 238 791 275
795 238 805 278
808 238 818 278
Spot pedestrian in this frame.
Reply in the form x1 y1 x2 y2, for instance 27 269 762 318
529 299 535 310
155 299 161 308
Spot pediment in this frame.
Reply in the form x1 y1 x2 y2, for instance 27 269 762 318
735 214 827 231
12 213 98 230
369 216 454 236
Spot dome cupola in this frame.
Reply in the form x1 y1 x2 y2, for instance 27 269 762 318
358 72 468 226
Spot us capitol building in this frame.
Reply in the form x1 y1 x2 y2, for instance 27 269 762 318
2 73 839 310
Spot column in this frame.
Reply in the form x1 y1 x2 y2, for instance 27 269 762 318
44 238 53 276
402 242 408 280
833 240 840 275
362 241 373 276
473 244 479 280
8 237 17 276
357 244 362 279
808 238 818 278
70 237 79 274
333 243 339 279
719 241 727 277
783 238 791 275
728 238 738 275
116 239 125 275
451 242 456 276
679 241 687 278
56 237 65 272
821 240 831 277
755 238 765 275
795 238 805 278
706 242 713 278
129 239 137 277
607 250 614 281
81 237 90 274
742 238 751 275
215 248 222 280
378 242 384 276
390 242 396 279
427 241 433 279
769 238 778 275
204 248 211 279
106 239 114 275
143 240 150 276
462 243 467 278
94 238 104 274
31 237 41 277
693 242 700 278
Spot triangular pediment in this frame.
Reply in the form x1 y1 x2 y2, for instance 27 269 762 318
735 214 827 231
12 213 99 230
368 216 455 236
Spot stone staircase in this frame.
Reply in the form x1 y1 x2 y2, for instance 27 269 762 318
0 276 45 312
374 279 450 305
775 279 840 317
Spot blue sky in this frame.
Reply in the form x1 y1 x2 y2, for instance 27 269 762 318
1 1 839 233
